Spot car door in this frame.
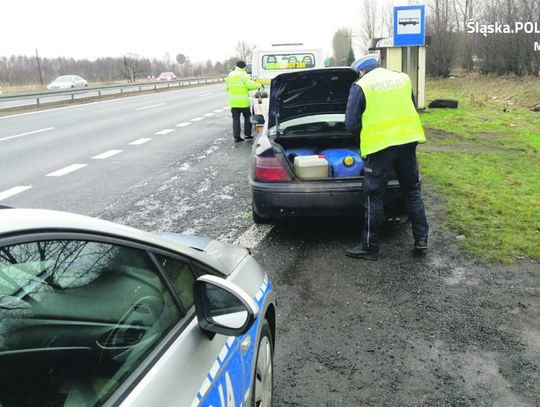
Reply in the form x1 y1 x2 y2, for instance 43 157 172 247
121 253 248 407
0 233 189 407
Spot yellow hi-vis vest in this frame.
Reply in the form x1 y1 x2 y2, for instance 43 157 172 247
356 68 425 158
226 67 261 108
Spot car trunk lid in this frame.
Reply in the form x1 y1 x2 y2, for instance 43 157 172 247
268 68 358 136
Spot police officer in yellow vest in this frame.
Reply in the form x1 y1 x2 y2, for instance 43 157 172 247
226 60 261 142
345 54 429 260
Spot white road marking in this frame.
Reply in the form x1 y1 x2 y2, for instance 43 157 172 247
176 122 191 127
203 113 214 117
155 129 174 135
129 138 152 145
0 186 32 201
190 117 204 122
213 109 223 113
233 224 274 249
197 93 212 97
135 103 165 111
46 164 87 177
223 106 229 109
0 127 54 143
91 149 123 160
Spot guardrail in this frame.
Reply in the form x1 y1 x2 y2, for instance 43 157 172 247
0 76 226 107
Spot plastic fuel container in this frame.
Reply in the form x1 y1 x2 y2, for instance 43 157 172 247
294 155 329 179
320 149 363 178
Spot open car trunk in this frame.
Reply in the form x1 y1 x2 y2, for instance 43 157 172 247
271 116 364 180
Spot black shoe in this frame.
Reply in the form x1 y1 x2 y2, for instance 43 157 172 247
345 245 379 261
244 135 254 140
234 138 244 142
414 240 428 252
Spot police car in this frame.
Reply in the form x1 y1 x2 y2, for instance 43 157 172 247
0 208 275 406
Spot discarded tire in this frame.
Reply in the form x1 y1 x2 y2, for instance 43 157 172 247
428 99 459 108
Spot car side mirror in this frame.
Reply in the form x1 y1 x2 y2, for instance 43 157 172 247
250 114 265 125
194 275 259 338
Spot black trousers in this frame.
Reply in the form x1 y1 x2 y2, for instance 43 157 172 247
231 107 252 139
362 142 429 252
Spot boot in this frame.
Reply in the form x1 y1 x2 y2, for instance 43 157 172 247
345 245 379 261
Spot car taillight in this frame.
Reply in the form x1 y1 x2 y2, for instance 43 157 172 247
254 156 292 181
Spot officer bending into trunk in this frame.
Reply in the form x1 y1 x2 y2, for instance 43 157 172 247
226 60 261 142
345 54 429 261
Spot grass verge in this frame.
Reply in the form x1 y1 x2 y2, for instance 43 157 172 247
419 74 539 263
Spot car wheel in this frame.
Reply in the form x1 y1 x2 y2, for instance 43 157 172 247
253 205 271 224
251 320 273 407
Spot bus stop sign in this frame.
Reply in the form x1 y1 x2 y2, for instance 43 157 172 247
393 5 425 46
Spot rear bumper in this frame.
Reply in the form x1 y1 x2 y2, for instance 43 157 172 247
251 178 402 220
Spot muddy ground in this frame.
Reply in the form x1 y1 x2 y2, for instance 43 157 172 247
255 186 539 406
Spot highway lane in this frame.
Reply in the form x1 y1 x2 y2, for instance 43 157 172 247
0 82 232 214
0 80 223 110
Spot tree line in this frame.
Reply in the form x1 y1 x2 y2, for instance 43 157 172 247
0 54 238 87
331 0 540 77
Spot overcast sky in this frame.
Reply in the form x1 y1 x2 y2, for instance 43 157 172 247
0 0 383 63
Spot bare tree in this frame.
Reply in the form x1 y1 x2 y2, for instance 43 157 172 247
426 0 458 77
235 40 252 61
359 0 379 53
332 28 353 66
123 53 145 83
450 0 480 69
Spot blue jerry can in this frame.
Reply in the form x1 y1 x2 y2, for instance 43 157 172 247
320 149 363 177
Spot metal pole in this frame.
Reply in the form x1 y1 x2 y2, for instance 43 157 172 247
406 47 411 77
35 49 44 87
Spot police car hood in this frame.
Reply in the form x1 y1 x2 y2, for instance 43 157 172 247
268 68 358 131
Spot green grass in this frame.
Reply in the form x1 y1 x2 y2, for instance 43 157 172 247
418 74 540 263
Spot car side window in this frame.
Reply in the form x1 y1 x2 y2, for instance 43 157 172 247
156 254 195 310
0 239 183 407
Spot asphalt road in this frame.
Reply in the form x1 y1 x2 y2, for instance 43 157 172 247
1 87 539 406
0 80 219 109
0 82 230 213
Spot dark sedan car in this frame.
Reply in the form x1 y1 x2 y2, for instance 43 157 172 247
249 68 403 224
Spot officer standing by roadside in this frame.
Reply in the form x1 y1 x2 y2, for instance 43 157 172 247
344 54 429 261
226 60 261 142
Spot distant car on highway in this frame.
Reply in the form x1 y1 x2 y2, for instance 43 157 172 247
0 208 275 406
47 75 88 90
157 72 177 81
250 68 403 223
